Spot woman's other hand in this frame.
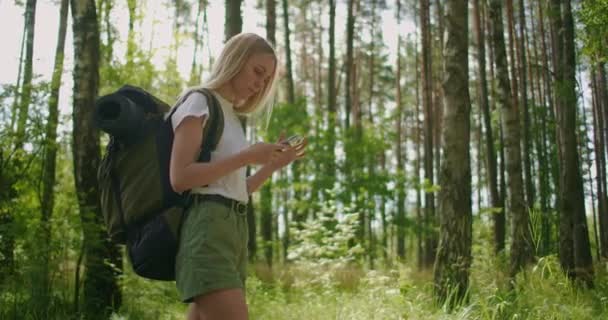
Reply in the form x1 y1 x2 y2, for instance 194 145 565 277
245 142 285 165
269 136 307 170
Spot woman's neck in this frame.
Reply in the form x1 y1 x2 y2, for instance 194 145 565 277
214 85 236 104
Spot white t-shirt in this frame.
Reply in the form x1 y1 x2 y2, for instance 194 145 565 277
170 90 249 203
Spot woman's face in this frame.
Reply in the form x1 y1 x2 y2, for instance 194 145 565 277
230 53 276 103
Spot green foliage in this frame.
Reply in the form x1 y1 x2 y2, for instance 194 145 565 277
288 191 364 267
579 0 608 63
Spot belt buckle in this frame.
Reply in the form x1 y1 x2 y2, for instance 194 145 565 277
234 202 247 215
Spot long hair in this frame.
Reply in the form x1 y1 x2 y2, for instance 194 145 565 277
176 33 279 125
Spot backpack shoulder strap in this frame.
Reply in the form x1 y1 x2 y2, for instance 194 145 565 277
192 88 224 162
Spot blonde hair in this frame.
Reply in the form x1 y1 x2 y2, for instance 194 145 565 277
177 33 279 126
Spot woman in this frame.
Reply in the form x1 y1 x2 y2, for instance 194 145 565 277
169 33 306 319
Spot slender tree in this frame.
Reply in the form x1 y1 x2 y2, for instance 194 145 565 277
71 0 122 317
420 0 436 268
38 0 69 312
189 0 207 85
225 0 243 42
473 0 501 253
395 0 406 260
259 0 277 266
345 0 356 129
433 0 472 307
517 0 534 211
282 0 295 104
10 23 26 133
326 0 337 193
550 0 594 285
126 0 136 69
266 0 276 45
592 68 608 259
489 0 534 280
14 0 38 150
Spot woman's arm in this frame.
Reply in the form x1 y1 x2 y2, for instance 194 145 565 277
246 165 276 194
170 115 284 193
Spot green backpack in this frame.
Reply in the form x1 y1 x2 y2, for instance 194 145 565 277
95 85 224 281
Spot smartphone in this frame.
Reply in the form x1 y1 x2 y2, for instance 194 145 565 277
285 135 304 147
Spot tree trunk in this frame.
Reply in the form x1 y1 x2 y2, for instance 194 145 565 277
485 1 506 253
433 0 444 186
420 0 436 268
265 0 276 45
505 0 519 121
189 0 206 85
473 0 501 253
345 0 355 129
38 0 69 312
260 181 273 267
538 1 559 206
434 0 472 307
489 0 534 280
326 0 337 197
71 0 122 317
518 0 534 211
225 0 242 42
10 23 26 133
594 66 608 259
281 0 295 104
246 184 257 263
396 33 406 260
413 19 423 269
126 0 136 69
600 65 608 165
552 0 594 285
99 0 115 65
15 0 38 150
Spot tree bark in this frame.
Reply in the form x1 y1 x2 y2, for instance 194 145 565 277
413 13 423 269
592 67 608 259
38 0 69 312
345 0 355 129
71 0 122 317
281 0 295 104
473 0 501 253
434 0 472 307
485 0 506 253
326 0 337 198
420 0 436 268
10 23 26 133
518 0 534 211
489 0 534 280
396 31 406 260
539 1 559 254
265 0 276 45
126 0 136 69
552 0 594 285
14 0 38 150
189 0 206 85
225 0 242 42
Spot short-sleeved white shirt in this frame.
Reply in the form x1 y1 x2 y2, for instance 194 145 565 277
171 90 249 203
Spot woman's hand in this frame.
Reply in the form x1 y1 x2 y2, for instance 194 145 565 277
244 142 286 165
268 135 307 171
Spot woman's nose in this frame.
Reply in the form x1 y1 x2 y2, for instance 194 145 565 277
253 79 262 90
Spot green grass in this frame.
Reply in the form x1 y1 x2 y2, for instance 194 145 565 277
108 256 608 320
3 255 607 320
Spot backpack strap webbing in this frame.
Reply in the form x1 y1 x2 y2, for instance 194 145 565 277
193 89 224 162
170 88 225 162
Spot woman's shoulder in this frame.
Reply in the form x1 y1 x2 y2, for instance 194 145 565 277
171 91 210 130
182 90 209 107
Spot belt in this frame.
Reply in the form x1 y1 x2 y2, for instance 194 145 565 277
194 194 248 215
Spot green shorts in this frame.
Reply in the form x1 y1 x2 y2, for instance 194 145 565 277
175 195 249 303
